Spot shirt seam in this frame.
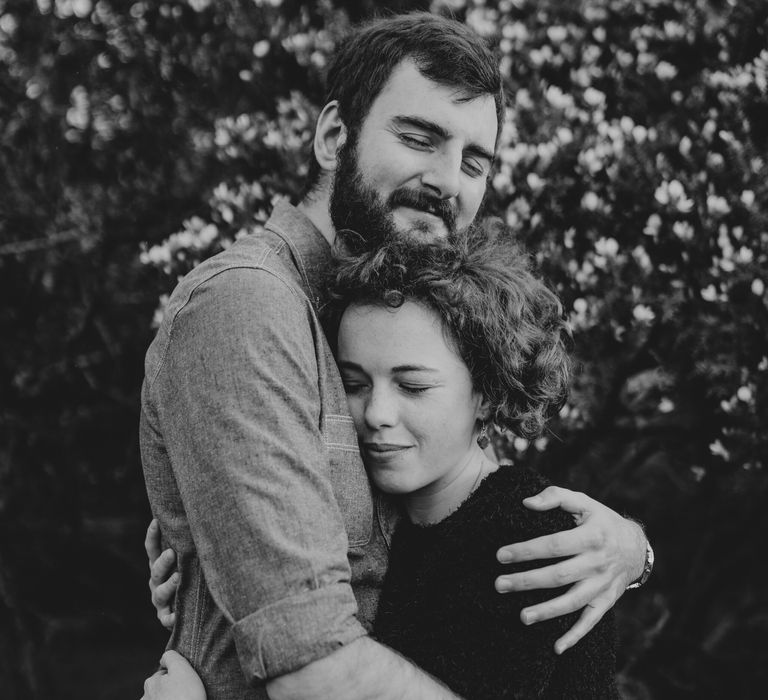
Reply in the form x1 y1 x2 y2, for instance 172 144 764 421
148 258 307 392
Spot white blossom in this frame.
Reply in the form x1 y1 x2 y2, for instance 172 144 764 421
253 40 270 58
584 87 606 107
658 398 675 413
547 26 568 44
513 437 529 452
595 237 619 257
707 194 731 216
633 304 655 323
709 440 730 460
655 61 678 80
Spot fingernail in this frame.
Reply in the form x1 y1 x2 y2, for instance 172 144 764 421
171 573 180 584
495 579 512 593
524 495 543 505
554 641 567 655
521 611 537 625
497 550 514 564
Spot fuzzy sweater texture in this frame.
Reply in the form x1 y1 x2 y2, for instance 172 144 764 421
373 465 619 699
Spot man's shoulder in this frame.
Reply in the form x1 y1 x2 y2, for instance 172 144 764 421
165 229 309 317
179 227 296 291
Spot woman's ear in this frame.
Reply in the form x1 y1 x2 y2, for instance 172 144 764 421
313 100 347 174
476 395 491 422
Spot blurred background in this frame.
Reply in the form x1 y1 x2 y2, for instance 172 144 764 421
1 0 766 697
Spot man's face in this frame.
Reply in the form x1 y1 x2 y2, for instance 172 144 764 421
330 60 497 251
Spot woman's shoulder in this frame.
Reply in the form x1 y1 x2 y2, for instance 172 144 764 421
471 464 576 540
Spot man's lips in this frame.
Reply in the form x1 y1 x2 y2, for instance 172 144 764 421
396 204 443 221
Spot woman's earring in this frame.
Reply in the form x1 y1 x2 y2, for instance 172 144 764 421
477 422 490 450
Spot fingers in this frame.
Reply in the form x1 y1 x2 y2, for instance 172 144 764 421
145 519 163 566
160 650 186 671
522 486 595 517
150 548 177 587
517 577 604 623
142 668 167 700
151 572 179 628
553 601 607 655
495 554 598 594
149 547 179 629
497 527 603 565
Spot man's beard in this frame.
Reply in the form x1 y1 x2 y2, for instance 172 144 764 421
329 133 459 256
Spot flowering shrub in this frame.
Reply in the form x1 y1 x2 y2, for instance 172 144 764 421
137 1 768 694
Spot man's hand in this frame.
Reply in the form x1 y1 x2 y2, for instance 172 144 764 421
141 650 206 700
145 519 180 629
494 486 647 654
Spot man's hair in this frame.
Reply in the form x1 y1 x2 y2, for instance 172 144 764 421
324 220 572 440
304 12 504 193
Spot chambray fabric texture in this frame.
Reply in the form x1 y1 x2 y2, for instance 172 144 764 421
140 200 394 699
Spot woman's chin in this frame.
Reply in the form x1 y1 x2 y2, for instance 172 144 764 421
369 473 414 495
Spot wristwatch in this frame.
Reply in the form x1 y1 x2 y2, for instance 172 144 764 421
626 539 654 590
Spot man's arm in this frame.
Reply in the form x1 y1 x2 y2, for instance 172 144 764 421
495 486 648 653
267 637 459 700
144 488 648 658
146 269 368 680
141 641 459 700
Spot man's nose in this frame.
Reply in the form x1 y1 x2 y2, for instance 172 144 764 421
420 149 461 200
364 387 398 429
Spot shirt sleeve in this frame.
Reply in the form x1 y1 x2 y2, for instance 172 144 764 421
149 266 367 681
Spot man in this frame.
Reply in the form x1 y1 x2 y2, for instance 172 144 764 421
141 13 651 700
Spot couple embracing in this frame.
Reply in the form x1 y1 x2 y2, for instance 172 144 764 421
140 12 652 700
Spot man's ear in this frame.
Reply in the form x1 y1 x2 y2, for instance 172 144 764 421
313 100 348 174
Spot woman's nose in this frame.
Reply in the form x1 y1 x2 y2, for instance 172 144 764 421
363 387 398 429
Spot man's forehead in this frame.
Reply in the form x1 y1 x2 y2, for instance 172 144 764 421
365 60 498 148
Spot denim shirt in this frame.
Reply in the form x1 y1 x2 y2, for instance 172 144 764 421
140 201 394 699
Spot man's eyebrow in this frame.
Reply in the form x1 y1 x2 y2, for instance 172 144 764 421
392 115 494 164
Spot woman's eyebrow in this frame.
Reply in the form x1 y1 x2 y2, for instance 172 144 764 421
392 364 440 374
337 360 364 371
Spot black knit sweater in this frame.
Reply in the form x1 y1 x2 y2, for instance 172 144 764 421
373 465 618 699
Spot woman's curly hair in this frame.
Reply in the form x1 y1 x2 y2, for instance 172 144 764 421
324 219 573 440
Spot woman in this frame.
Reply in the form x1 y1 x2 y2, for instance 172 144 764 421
144 221 617 699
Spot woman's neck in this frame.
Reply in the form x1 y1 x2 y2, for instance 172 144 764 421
404 448 498 525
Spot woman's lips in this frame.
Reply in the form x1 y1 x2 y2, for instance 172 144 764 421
363 442 411 453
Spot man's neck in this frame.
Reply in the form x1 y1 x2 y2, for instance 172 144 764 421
297 192 336 247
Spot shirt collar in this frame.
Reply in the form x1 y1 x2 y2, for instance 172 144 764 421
265 198 335 307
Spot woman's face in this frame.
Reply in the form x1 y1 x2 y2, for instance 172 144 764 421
337 300 486 497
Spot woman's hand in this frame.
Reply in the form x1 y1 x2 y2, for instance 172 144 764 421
141 650 206 700
494 486 648 654
145 519 180 629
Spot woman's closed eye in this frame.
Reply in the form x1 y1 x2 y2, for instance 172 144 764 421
400 384 432 395
342 380 369 395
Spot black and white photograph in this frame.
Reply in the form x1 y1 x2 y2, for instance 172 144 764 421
1 0 766 698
